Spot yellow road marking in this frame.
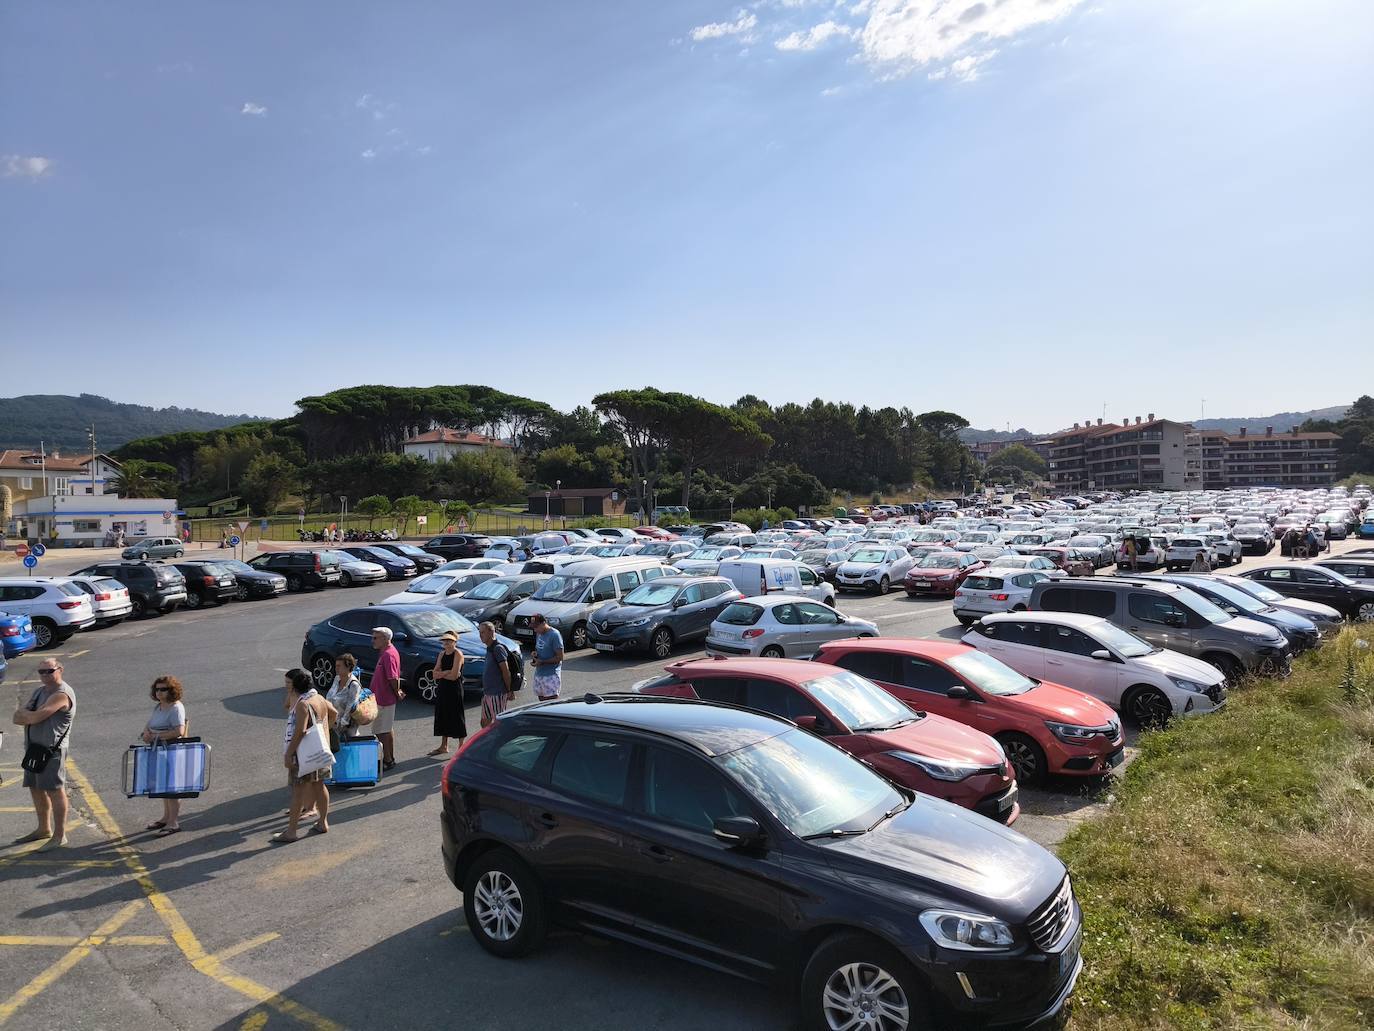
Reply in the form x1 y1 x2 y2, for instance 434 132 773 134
255 839 374 888
0 934 169 947
0 899 144 1024
209 932 279 964
241 1012 269 1031
0 858 124 868
65 650 89 659
65 761 344 1031
0 807 35 813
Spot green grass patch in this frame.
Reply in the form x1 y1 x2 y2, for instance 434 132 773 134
1061 629 1374 1030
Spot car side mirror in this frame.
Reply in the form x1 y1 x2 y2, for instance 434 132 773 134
672 597 685 608
946 685 972 700
793 715 825 734
713 815 765 848
393 632 410 644
1090 649 1113 661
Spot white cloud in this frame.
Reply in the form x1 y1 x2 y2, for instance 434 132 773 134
820 85 844 96
775 20 854 51
355 93 395 120
690 11 758 41
857 0 1083 69
2 155 53 179
240 102 267 116
360 149 377 159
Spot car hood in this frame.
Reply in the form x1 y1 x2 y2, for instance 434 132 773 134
1132 648 1226 684
905 567 960 579
1013 681 1118 726
341 560 385 573
1272 597 1344 621
818 795 1065 916
383 590 441 605
1225 614 1288 640
593 602 668 623
864 713 1004 765
838 561 882 572
447 597 503 615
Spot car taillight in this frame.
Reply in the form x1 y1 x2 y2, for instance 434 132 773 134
314 555 322 571
441 722 497 799
742 628 764 639
203 576 216 586
96 592 112 601
1 626 18 636
990 593 1009 601
57 600 82 610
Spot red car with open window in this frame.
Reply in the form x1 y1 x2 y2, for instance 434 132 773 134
634 656 1020 824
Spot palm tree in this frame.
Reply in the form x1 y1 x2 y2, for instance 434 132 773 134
108 459 173 498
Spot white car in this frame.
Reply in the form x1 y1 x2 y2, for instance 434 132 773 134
952 570 1053 626
62 575 134 626
595 527 641 544
1199 531 1243 566
672 546 743 575
834 546 915 594
384 570 501 605
0 577 97 649
433 558 510 574
963 611 1226 726
704 594 878 658
1164 536 1217 572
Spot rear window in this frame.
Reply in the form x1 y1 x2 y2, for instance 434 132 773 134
57 582 87 597
96 578 125 592
717 602 763 626
1037 586 1116 618
154 568 183 585
963 575 1004 591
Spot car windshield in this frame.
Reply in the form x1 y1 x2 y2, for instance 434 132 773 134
400 609 477 638
394 545 426 556
639 543 672 556
462 580 510 601
717 728 902 839
688 549 721 560
406 575 452 594
200 563 234 576
1088 620 1156 657
916 554 958 568
1185 579 1267 614
220 561 255 574
1172 587 1232 624
799 550 828 563
802 670 915 732
1236 579 1285 603
947 650 1035 696
532 575 592 602
622 582 682 606
850 550 886 564
1317 567 1357 586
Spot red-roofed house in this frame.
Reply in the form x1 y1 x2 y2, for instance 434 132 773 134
402 429 514 463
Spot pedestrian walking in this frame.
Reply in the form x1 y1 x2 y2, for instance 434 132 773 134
1304 525 1320 557
1123 536 1138 572
371 627 404 771
324 654 363 747
428 630 466 756
478 622 513 728
1189 550 1211 573
12 660 75 850
274 668 336 843
142 675 189 836
530 614 564 701
219 528 229 549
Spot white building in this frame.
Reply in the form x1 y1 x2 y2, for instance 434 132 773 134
402 428 514 463
9 494 182 548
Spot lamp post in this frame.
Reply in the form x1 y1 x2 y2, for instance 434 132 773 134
641 478 647 526
544 490 551 527
340 495 347 536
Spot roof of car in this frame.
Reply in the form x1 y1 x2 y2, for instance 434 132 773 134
814 638 971 659
982 610 1110 628
665 655 833 684
514 695 791 757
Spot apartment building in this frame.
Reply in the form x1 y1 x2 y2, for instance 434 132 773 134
1218 427 1340 487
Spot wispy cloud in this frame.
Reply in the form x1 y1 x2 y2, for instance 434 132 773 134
353 95 431 160
360 149 377 160
690 11 758 42
2 155 53 180
775 21 853 52
355 93 395 120
240 101 267 116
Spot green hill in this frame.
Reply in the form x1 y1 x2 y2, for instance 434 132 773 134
0 393 269 451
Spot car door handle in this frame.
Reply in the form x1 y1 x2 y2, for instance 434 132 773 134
1046 658 1064 666
534 812 558 828
639 844 674 863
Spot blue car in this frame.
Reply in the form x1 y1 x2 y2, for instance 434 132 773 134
301 603 521 704
1360 517 1374 540
0 611 36 660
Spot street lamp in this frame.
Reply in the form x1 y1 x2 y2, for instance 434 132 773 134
544 490 551 526
556 480 563 527
641 478 647 526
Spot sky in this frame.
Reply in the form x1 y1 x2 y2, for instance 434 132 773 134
2 0 1372 432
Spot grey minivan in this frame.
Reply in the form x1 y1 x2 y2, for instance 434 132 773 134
504 558 676 650
1028 576 1292 680
121 536 185 560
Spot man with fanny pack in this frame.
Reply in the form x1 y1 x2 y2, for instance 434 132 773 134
11 660 75 850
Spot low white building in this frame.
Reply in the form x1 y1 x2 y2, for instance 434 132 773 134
8 494 182 548
402 428 513 463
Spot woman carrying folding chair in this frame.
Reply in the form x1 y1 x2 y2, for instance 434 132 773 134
143 676 188 837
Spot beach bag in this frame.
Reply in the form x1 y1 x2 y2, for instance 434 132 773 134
294 703 334 776
352 688 378 726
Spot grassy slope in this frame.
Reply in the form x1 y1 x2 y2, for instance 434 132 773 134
1061 631 1374 1029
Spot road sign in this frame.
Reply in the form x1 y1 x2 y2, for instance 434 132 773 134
228 535 241 547
22 555 37 569
457 517 468 531
14 544 29 559
30 543 46 558
163 510 174 521
416 516 427 527
237 520 251 533
260 519 269 531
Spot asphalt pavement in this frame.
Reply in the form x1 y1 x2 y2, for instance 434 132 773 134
0 539 1365 1029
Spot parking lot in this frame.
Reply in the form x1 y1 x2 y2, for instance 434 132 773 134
0 534 1368 1029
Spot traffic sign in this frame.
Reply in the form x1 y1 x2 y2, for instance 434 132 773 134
14 544 29 559
237 520 251 533
22 555 37 569
415 515 427 527
30 542 46 558
457 517 468 531
228 535 241 547
163 510 174 521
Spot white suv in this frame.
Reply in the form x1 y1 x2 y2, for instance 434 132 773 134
1164 535 1217 572
952 570 1052 626
834 546 914 594
0 578 98 649
62 575 135 627
1199 531 1243 566
962 611 1226 726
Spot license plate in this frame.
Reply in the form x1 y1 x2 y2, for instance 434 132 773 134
1106 748 1125 768
998 784 1018 812
515 629 532 637
1059 924 1082 978
911 582 930 589
593 643 613 652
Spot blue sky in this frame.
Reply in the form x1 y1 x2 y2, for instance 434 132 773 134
3 0 1371 431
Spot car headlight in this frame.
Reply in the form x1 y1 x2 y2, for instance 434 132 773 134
1244 632 1283 645
1169 676 1211 694
1044 720 1105 742
919 910 1015 951
545 616 561 627
623 617 650 628
885 750 984 782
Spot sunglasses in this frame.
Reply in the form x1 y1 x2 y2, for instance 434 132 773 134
38 668 60 675
154 686 172 692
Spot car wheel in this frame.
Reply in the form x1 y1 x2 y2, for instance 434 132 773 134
416 668 439 704
491 616 505 633
1124 685 1173 729
161 603 179 615
174 550 184 558
31 618 57 650
801 932 925 1031
998 732 1047 787
286 574 303 593
309 654 335 690
877 576 890 595
184 590 202 610
955 615 974 627
1011 604 1027 612
131 596 147 618
650 627 674 659
1357 602 1374 623
235 583 250 601
340 570 353 588
137 552 150 560
760 645 785 658
1204 652 1244 682
569 622 589 650
463 850 548 958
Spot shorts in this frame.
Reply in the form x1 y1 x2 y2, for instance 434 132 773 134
371 704 396 735
22 750 67 791
291 766 329 785
481 693 509 724
532 671 561 700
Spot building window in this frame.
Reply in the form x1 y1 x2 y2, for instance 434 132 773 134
19 476 32 490
54 477 70 494
73 520 101 533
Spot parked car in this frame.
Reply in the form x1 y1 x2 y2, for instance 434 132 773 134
209 559 289 599
796 547 851 584
339 545 416 580
0 609 37 658
0 578 97 649
1360 515 1374 539
171 561 240 609
440 697 1081 1029
594 527 641 544
716 558 836 606
71 562 188 620
1028 548 1095 577
672 546 743 575
373 542 444 573
1065 534 1116 568
1239 564 1374 622
816 639 1123 786
301 604 520 703
986 555 1060 574
384 570 502 605
587 576 742 658
121 536 184 560
445 574 549 632
422 534 493 560
1218 575 1346 630
835 546 915 595
1163 536 1217 572
705 595 877 658
505 558 678 651
952 570 1053 626
1159 573 1321 652
433 557 509 574
1199 531 1243 566
317 549 387 588
1114 534 1167 571
964 612 1227 726
635 540 698 563
61 574 134 626
247 550 343 591
1315 556 1374 585
902 552 985 597
1231 522 1275 554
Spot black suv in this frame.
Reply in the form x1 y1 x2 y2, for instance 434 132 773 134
372 542 444 573
246 550 342 591
442 697 1081 1030
1240 564 1374 622
422 534 491 560
73 561 188 618
172 561 242 609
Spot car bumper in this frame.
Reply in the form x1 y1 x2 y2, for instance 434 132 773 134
704 637 756 656
95 603 134 621
2 638 37 657
1050 739 1126 776
905 578 960 596
440 811 459 888
588 626 654 652
835 576 880 591
151 592 187 608
248 581 290 596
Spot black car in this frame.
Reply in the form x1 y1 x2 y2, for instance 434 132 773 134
422 534 492 560
1240 564 1374 622
215 559 289 600
72 561 188 618
1160 573 1322 652
585 575 742 657
373 543 444 573
247 550 342 591
340 545 416 580
172 561 242 609
442 697 1080 1030
445 574 548 632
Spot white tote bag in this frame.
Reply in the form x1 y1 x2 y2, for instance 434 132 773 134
294 704 334 776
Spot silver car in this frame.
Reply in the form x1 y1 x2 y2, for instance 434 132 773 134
673 545 743 575
952 570 1053 626
834 546 915 594
320 549 388 587
705 594 878 658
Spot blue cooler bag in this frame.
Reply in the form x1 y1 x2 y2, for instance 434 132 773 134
325 735 381 787
123 738 211 799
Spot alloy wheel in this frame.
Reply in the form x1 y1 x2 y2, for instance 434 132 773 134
651 628 673 659
235 584 249 601
822 962 910 1031
1358 602 1374 623
33 622 54 649
473 870 524 943
1127 687 1173 728
1003 737 1040 784
570 622 588 650
417 669 439 702
184 591 202 610
310 656 334 689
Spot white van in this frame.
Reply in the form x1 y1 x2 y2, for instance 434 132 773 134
504 557 677 650
716 558 836 607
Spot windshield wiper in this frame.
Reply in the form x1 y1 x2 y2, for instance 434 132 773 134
801 827 868 840
866 799 911 832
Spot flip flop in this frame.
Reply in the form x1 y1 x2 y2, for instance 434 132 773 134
270 832 300 844
156 826 181 837
426 748 448 757
146 821 166 831
15 829 51 844
37 835 69 852
308 824 329 835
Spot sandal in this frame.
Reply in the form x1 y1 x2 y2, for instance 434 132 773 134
426 747 449 757
270 832 300 844
146 821 166 831
308 823 329 835
16 829 52 844
156 826 181 837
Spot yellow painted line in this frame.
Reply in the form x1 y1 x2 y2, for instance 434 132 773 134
65 761 345 1031
65 650 89 659
0 807 35 813
209 932 279 964
241 1012 269 1031
0 858 123 868
0 898 144 1024
0 934 169 947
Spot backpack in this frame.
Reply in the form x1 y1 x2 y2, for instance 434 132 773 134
505 645 525 692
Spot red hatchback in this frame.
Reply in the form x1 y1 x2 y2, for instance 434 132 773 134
634 656 1020 825
815 639 1124 786
903 551 986 597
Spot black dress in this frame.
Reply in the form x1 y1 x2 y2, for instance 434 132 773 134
432 651 467 740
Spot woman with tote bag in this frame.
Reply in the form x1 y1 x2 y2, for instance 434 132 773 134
274 669 337 844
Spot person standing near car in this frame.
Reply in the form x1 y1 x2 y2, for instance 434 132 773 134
478 622 513 727
530 614 564 701
1189 550 1211 573
428 630 466 756
371 627 404 771
142 675 188 836
1122 535 1138 572
12 660 74 850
